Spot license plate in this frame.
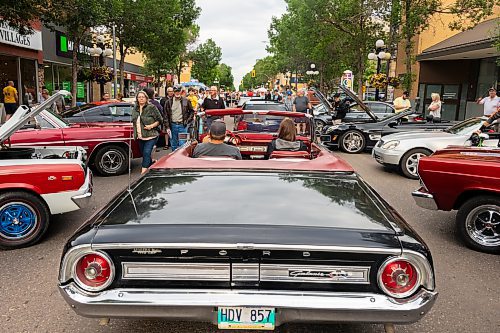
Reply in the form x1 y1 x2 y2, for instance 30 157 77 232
217 307 275 330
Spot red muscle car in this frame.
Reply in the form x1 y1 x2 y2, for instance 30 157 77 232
0 92 92 249
8 106 142 176
412 147 500 253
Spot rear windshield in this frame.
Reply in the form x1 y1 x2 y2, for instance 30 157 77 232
100 173 391 232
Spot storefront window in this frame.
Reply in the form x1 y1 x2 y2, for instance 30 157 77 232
20 58 37 105
44 64 54 92
0 55 18 100
476 57 499 97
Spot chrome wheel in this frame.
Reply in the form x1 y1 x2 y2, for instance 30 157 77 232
315 120 325 133
465 205 500 247
341 131 365 153
100 150 125 174
0 202 38 240
405 152 425 177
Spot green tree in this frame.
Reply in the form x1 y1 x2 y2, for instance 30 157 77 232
45 0 107 106
140 1 200 91
190 39 222 86
1 2 48 34
216 63 235 90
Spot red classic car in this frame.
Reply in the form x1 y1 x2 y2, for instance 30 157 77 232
197 108 315 159
412 147 500 253
7 104 142 176
0 92 92 249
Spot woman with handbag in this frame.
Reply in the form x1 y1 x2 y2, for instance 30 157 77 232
132 91 163 174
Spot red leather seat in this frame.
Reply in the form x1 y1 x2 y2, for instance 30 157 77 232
269 151 310 159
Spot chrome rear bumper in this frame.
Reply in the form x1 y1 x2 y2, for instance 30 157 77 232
59 283 437 325
412 188 438 210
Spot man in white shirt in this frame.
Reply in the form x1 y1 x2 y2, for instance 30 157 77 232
477 88 499 116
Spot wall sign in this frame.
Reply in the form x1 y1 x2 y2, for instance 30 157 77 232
56 31 91 58
0 21 42 51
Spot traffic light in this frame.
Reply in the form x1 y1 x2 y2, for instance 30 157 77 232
251 70 256 78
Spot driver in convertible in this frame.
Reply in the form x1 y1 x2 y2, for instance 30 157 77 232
266 118 308 158
193 121 242 159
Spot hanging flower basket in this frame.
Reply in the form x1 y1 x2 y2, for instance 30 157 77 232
77 68 93 82
91 66 114 84
387 76 401 88
369 73 388 89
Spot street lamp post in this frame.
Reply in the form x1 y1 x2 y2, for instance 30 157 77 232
89 35 113 101
367 39 391 101
306 63 319 87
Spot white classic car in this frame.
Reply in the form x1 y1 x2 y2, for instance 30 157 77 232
372 117 499 179
0 92 92 249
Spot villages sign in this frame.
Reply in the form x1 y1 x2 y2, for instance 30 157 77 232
0 21 43 51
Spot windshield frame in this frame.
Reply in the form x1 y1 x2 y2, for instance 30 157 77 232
446 117 482 135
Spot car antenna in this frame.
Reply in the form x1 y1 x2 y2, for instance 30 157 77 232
126 104 138 217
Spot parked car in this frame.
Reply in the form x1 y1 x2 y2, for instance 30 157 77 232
0 92 92 249
372 117 499 179
320 108 457 154
59 108 437 331
8 105 142 177
62 102 133 123
312 87 396 132
412 146 500 253
241 100 288 111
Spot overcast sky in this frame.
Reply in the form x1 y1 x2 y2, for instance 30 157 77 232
195 0 287 89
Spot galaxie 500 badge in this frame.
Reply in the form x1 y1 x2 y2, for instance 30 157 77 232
287 267 369 283
132 248 162 255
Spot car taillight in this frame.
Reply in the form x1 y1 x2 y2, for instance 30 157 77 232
74 252 114 292
378 258 420 298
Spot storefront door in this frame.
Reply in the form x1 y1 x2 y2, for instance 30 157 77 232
421 84 461 120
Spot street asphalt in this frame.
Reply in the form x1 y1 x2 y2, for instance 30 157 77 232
0 150 498 333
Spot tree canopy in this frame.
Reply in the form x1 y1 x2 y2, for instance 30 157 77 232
190 39 223 86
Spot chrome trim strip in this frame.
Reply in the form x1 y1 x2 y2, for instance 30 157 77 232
122 262 230 281
261 264 370 284
232 263 259 282
91 243 401 255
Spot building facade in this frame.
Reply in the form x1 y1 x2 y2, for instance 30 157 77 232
395 5 499 120
0 20 43 108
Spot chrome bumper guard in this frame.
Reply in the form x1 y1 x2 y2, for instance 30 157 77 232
412 188 438 210
59 283 437 325
71 170 93 208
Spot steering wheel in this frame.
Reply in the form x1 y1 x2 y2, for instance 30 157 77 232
224 130 241 145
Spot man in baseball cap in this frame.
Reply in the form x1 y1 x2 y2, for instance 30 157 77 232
192 121 242 159
477 88 499 116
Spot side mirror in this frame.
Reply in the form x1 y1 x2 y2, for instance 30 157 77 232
388 121 398 128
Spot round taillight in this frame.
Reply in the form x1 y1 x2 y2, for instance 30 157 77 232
74 252 114 291
378 259 419 298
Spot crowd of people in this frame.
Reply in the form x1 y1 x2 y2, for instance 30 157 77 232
2 79 498 172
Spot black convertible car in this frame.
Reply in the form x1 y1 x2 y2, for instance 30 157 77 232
320 109 457 154
58 139 437 331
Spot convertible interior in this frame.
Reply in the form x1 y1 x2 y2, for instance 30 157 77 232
188 114 320 160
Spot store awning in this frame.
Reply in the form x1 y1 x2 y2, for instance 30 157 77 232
417 18 499 61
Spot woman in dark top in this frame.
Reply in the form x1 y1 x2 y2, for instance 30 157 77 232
131 91 163 174
267 118 308 158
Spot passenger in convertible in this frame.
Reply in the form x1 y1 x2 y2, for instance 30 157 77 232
193 121 242 159
267 118 308 158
